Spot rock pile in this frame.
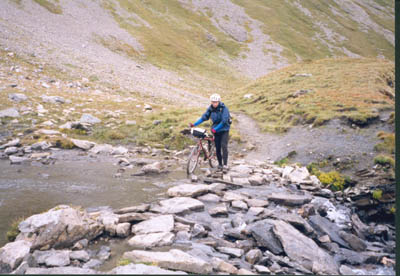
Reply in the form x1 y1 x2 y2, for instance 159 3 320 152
0 161 395 274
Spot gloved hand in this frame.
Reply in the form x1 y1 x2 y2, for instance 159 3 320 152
211 128 216 134
189 123 194 128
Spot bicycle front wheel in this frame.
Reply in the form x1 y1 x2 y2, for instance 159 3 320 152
187 145 200 175
208 143 219 168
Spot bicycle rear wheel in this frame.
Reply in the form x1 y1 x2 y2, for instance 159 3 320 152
187 145 200 175
208 143 219 168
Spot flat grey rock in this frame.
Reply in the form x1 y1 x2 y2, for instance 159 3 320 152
152 197 204 214
132 215 174 234
268 193 312 206
128 232 175 248
109 263 187 274
167 184 210 198
123 249 212 274
271 220 338 274
25 267 97 274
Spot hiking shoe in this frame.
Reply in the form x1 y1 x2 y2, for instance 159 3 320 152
223 165 229 173
217 165 223 171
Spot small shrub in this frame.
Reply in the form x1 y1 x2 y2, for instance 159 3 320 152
54 138 75 149
318 171 345 191
108 130 125 140
61 128 88 136
306 162 321 176
372 189 383 200
374 155 394 167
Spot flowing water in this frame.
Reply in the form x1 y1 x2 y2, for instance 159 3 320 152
0 149 187 247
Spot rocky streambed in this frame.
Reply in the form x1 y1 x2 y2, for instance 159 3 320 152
0 154 395 275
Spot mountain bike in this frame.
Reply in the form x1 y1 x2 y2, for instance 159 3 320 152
187 127 219 175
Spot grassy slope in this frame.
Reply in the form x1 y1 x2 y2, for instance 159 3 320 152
0 50 241 150
228 58 394 132
232 0 394 63
102 0 248 94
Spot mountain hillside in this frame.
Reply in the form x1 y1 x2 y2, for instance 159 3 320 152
228 58 394 132
0 0 394 101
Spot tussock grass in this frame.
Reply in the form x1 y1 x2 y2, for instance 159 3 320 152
374 154 394 167
375 131 395 154
228 58 394 133
6 217 24 242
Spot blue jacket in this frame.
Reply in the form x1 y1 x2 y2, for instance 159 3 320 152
194 102 231 132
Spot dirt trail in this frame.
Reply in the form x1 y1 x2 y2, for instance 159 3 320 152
234 112 393 171
234 112 282 162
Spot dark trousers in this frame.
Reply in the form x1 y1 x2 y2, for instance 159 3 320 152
214 130 229 166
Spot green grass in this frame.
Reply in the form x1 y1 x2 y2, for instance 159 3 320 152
6 217 24 242
33 0 62 14
228 58 394 133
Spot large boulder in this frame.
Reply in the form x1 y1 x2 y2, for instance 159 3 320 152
151 197 204 215
271 220 339 274
17 205 103 250
0 240 31 273
109 263 187 274
308 215 350 249
249 219 283 255
167 184 210 198
123 249 212 274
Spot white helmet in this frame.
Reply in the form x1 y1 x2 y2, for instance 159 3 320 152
210 93 221 102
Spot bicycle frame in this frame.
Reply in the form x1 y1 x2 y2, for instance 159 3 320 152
196 136 214 160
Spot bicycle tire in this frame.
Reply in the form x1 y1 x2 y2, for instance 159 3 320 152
187 145 200 175
208 143 219 168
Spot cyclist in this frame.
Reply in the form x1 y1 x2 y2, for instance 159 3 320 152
190 93 231 172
